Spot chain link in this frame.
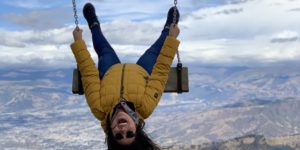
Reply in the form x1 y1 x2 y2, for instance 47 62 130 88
176 45 181 63
72 0 79 26
172 0 177 24
173 0 181 63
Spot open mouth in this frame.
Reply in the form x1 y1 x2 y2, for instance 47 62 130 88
117 118 127 124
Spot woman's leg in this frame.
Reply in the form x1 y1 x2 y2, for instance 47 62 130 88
136 6 179 75
83 3 120 79
136 28 169 75
91 26 121 79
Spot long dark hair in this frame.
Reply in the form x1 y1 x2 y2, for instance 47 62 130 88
106 119 161 150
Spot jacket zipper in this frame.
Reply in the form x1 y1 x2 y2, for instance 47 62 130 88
120 64 126 100
119 64 139 124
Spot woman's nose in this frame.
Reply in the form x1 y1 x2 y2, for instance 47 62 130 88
118 125 128 132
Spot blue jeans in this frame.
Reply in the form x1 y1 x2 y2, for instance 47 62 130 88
91 27 169 79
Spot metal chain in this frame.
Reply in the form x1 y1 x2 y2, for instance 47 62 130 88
173 0 181 64
72 0 79 26
176 44 182 63
172 0 177 25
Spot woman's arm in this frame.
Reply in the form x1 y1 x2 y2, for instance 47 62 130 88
139 24 180 118
71 27 105 121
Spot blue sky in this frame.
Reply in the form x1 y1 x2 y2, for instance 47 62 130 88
0 0 300 69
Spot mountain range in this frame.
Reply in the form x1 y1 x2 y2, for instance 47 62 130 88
0 65 300 149
169 134 300 150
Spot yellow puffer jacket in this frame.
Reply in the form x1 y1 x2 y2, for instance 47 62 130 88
71 36 180 133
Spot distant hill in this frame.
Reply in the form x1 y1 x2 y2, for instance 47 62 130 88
1 66 300 149
168 134 300 150
177 65 300 106
1 65 300 113
149 98 300 145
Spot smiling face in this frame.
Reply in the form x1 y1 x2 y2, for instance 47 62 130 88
110 109 137 145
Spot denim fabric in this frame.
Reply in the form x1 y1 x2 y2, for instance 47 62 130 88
91 27 121 79
91 27 169 79
136 28 169 75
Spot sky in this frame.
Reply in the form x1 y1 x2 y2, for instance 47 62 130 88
0 0 300 69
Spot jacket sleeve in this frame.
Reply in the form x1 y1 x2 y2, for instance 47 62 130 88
70 40 105 121
139 36 180 119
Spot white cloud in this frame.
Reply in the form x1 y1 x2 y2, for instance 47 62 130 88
178 0 300 64
1 0 300 68
182 0 300 40
271 30 299 43
1 8 70 29
101 19 162 45
0 20 164 68
0 27 73 47
3 0 65 9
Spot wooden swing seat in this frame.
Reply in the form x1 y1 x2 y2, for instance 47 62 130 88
72 66 189 95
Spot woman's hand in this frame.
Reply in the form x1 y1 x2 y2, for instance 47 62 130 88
73 26 83 41
169 24 180 38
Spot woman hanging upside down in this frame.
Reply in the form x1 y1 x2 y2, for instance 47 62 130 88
71 3 180 150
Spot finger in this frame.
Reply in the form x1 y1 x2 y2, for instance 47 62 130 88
76 26 82 32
